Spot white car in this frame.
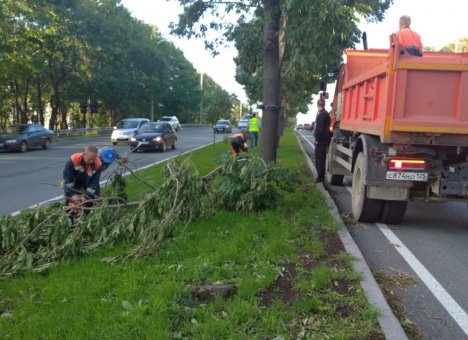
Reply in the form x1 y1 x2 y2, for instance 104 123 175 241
238 119 249 130
159 116 180 131
111 118 149 145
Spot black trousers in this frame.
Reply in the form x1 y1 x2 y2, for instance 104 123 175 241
315 139 330 180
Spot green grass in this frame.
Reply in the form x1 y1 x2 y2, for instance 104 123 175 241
0 130 383 339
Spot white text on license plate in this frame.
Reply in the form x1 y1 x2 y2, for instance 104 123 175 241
386 171 428 182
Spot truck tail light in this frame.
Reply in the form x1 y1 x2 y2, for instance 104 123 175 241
389 159 426 170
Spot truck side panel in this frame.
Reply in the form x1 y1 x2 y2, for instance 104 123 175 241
338 40 468 146
392 66 468 134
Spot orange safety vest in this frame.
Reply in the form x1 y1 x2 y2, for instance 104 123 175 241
70 153 102 176
396 28 422 51
231 133 245 140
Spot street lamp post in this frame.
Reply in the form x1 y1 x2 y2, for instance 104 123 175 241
240 101 243 120
199 72 204 124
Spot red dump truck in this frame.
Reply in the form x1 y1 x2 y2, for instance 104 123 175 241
326 35 468 224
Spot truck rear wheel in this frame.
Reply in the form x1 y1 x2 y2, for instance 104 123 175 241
379 201 408 224
352 152 383 222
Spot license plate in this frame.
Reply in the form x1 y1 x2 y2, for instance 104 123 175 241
217 129 223 131
386 171 428 182
140 141 149 145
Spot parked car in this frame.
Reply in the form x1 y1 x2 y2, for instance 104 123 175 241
296 123 304 130
111 118 149 145
129 122 177 152
238 119 249 130
303 123 311 131
213 120 232 133
0 124 54 152
159 116 180 131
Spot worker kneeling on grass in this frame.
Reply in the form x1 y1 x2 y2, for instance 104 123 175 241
230 131 249 157
63 145 116 213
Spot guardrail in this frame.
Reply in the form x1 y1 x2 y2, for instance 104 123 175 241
54 127 113 136
53 125 211 136
180 124 212 128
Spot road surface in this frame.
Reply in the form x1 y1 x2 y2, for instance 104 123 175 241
0 127 219 216
298 130 468 339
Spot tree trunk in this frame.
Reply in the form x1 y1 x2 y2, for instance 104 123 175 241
21 77 30 124
60 107 68 130
260 0 281 163
48 59 67 130
49 89 59 130
13 81 21 125
37 79 45 126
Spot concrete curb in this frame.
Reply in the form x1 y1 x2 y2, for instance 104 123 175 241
296 133 408 340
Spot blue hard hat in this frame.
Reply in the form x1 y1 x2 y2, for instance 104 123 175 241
100 147 116 164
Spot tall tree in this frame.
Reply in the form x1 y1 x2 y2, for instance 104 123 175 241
171 0 393 161
0 0 236 130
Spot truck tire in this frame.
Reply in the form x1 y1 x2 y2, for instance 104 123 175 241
379 201 408 224
352 152 383 222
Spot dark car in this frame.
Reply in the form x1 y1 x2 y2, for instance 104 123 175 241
129 122 177 152
0 124 54 152
213 120 232 134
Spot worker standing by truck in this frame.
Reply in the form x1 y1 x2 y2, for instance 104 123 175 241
314 98 332 183
396 15 423 56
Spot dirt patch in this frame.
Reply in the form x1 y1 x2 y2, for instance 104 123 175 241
317 228 345 256
258 262 296 306
298 253 317 270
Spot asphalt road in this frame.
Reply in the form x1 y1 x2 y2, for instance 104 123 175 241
298 130 468 339
0 127 220 216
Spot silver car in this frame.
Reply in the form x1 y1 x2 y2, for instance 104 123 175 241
238 119 249 130
159 116 180 131
111 118 149 145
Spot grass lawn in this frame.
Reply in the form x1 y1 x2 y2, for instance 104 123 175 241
0 130 383 339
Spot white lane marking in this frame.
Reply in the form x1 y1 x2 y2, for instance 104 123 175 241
343 185 468 335
377 223 468 336
297 131 315 150
9 139 220 217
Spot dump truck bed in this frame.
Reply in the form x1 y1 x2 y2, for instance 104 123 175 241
338 37 468 146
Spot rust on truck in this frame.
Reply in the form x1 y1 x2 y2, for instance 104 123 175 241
335 34 468 146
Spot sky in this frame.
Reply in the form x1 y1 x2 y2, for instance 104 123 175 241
120 0 468 122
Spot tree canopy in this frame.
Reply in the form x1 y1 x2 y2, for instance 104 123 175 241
0 0 235 130
171 0 393 161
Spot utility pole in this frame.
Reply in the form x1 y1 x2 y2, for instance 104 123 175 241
150 95 154 121
199 72 204 124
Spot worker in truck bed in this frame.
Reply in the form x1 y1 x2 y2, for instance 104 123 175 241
397 15 423 56
314 98 332 183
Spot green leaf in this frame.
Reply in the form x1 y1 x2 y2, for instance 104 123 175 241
122 300 132 311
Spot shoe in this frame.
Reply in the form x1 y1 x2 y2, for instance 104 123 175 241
315 178 324 183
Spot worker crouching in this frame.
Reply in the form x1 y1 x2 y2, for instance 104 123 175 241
63 145 115 215
230 132 249 157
